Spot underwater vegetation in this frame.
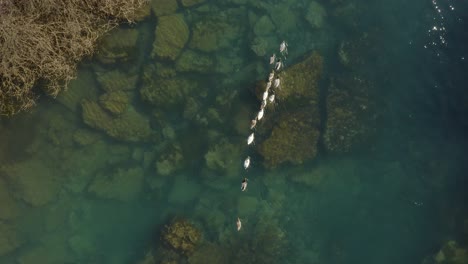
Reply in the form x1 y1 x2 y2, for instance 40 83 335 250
0 0 148 116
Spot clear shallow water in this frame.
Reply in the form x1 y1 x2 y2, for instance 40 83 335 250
1 0 468 263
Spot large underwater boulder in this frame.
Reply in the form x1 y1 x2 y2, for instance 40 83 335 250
152 14 189 60
276 51 323 104
258 111 320 168
257 52 323 168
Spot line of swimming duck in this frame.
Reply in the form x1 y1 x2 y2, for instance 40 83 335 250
237 40 288 231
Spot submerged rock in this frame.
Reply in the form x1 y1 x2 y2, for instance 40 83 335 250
1 159 60 207
189 12 243 52
183 98 201 120
253 52 324 168
99 91 130 115
88 167 144 202
0 177 20 220
253 15 275 36
267 4 299 34
151 0 178 16
153 62 177 78
422 240 468 264
250 37 270 56
337 32 378 69
73 129 102 146
204 139 242 177
175 49 214 73
331 2 361 33
162 218 202 255
228 216 287 264
135 250 157 264
140 64 198 109
96 28 139 64
167 176 201 205
305 1 327 29
82 100 152 142
0 223 22 256
133 2 152 21
187 242 228 264
152 14 189 60
324 75 376 153
95 69 139 92
155 145 184 176
18 238 73 264
276 51 323 104
181 0 205 7
56 67 99 113
258 111 320 168
82 100 113 130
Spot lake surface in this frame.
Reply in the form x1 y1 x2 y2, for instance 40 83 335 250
1 0 468 263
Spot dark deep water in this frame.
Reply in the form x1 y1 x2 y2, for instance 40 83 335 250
1 0 468 263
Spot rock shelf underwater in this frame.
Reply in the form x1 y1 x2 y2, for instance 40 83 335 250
1 0 468 264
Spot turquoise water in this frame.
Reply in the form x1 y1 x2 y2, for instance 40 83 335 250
1 0 468 263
